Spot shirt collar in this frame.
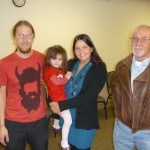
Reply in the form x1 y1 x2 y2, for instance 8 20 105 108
132 56 150 67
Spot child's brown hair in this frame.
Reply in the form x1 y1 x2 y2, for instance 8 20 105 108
44 45 68 72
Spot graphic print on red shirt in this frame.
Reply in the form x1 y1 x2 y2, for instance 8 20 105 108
15 63 41 112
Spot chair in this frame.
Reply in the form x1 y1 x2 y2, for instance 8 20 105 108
97 71 115 119
41 81 57 137
105 71 115 106
97 94 107 119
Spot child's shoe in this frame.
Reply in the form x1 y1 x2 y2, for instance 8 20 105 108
52 126 62 134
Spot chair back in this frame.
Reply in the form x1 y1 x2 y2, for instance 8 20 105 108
41 80 49 102
107 71 115 95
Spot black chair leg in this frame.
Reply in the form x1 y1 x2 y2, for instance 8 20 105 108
54 131 56 137
104 105 107 120
48 113 57 138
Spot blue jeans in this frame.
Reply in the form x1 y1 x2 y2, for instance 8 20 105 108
5 116 49 150
113 118 150 150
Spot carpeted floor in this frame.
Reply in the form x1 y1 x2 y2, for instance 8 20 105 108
0 103 115 150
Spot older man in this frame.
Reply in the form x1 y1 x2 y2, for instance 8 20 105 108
113 25 150 150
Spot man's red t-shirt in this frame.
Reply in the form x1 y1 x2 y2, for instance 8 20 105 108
0 50 47 123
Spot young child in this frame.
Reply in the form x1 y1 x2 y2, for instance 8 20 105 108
44 45 72 150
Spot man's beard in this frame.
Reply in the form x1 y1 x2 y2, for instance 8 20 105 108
132 46 144 58
18 47 32 54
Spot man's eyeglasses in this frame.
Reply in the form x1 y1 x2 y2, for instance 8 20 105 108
15 34 34 39
130 36 150 43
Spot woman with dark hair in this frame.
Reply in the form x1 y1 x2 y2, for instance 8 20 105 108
50 34 107 150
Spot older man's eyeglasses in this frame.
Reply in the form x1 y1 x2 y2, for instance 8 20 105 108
130 36 150 43
15 34 34 39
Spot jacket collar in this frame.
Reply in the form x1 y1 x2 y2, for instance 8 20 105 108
117 54 150 95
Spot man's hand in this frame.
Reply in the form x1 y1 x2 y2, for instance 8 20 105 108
0 125 9 146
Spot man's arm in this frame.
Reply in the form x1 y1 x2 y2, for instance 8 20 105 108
0 86 9 146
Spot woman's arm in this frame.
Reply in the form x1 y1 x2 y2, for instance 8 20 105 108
60 64 107 110
51 64 107 113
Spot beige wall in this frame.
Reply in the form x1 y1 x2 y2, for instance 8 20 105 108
1 0 150 72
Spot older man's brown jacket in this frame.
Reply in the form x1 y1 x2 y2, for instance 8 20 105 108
112 54 150 133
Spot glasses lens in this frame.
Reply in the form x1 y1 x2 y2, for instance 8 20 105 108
15 34 34 39
130 37 150 43
130 37 138 42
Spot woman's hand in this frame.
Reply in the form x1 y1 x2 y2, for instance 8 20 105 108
50 102 61 116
